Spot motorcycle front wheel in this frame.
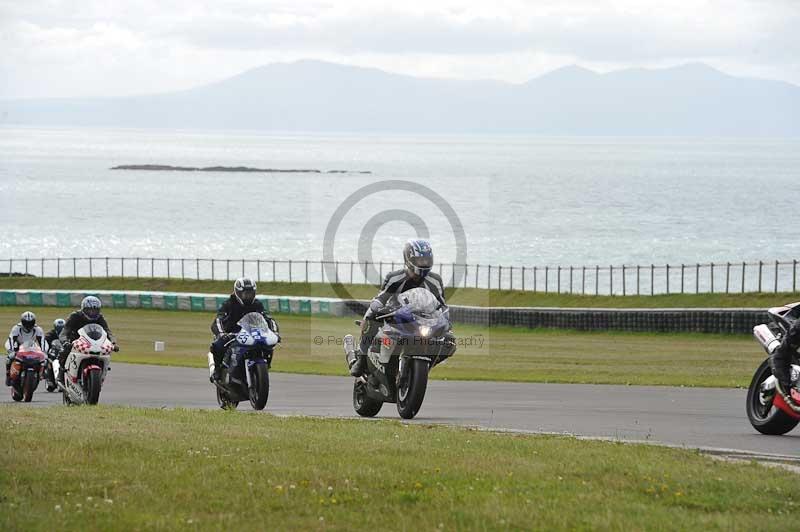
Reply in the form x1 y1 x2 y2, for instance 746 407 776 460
248 364 270 410
396 359 429 420
746 358 799 435
84 369 102 405
22 371 37 402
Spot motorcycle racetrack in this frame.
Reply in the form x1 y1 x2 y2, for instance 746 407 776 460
6 362 797 460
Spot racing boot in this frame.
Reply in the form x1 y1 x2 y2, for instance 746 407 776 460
207 352 223 383
5 358 11 387
344 334 366 377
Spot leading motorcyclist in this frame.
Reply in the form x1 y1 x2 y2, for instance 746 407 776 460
58 296 117 384
346 238 446 377
771 321 800 413
208 277 279 382
5 311 46 386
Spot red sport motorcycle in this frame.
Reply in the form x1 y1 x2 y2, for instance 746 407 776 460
747 302 800 435
7 341 47 402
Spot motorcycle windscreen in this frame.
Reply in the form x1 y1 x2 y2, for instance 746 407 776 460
81 323 105 341
396 287 440 317
238 312 269 332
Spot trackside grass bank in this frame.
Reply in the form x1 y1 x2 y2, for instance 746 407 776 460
1 276 798 308
0 306 763 387
1 406 797 531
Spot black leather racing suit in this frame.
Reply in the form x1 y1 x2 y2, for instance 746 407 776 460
358 269 447 356
772 321 800 391
209 295 278 368
58 311 116 367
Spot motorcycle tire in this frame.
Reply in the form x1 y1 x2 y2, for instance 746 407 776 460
22 372 37 402
353 380 382 417
249 364 270 411
84 369 102 405
11 384 23 402
396 359 429 420
746 358 799 435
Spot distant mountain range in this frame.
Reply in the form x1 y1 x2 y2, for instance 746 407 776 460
2 60 798 135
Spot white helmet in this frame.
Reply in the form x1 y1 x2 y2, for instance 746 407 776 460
20 311 36 332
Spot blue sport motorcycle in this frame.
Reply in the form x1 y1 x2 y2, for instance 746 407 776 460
209 312 279 410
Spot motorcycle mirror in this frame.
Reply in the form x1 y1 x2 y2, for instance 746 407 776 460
354 320 363 326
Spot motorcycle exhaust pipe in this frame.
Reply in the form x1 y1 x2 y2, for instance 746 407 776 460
753 324 781 354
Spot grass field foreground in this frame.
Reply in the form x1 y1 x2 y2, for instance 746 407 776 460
0 306 764 387
2 276 798 308
1 406 797 531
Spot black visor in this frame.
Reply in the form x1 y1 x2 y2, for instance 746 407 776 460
238 288 256 305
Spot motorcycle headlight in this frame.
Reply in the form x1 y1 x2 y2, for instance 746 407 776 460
419 326 431 337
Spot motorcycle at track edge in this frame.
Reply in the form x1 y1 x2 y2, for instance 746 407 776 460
343 287 457 420
58 324 115 406
7 340 46 402
207 312 278 411
747 302 800 435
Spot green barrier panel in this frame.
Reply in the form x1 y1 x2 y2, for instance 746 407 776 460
140 294 153 309
28 292 43 306
262 299 271 312
279 298 290 313
190 296 206 311
112 294 127 308
56 293 71 307
164 295 178 310
216 297 227 310
319 301 330 315
0 292 17 305
299 300 311 314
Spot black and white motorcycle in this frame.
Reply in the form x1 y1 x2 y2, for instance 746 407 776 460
344 287 456 419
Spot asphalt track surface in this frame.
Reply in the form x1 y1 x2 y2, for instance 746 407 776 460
4 363 798 459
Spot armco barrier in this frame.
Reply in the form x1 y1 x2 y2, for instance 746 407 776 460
0 290 348 317
0 290 767 334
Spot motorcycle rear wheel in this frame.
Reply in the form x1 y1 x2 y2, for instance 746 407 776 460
353 380 382 417
22 372 37 402
84 369 102 405
249 364 270 411
746 358 799 435
396 359 429 420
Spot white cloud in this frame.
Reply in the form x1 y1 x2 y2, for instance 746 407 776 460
0 0 798 98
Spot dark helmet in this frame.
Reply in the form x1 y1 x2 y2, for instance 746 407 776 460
81 296 102 320
403 239 434 279
53 318 66 335
20 311 36 332
234 277 257 305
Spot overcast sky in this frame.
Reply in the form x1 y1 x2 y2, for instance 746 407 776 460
1 0 798 99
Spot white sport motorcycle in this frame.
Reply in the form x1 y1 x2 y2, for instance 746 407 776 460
58 324 115 405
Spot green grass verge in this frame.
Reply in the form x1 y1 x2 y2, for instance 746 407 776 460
1 276 798 308
1 406 797 531
0 306 764 387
